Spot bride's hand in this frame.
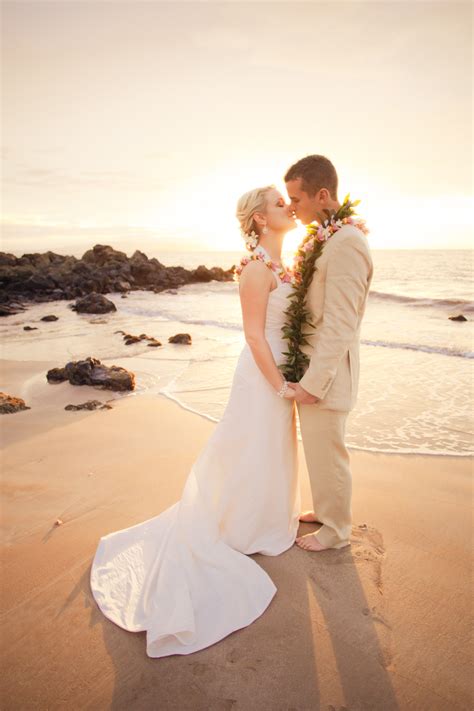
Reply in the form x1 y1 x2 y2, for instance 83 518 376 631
283 382 297 400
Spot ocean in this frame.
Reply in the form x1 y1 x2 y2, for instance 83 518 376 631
1 249 473 456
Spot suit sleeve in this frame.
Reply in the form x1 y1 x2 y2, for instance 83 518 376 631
299 234 371 399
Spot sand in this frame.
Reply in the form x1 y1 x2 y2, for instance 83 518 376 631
1 359 472 710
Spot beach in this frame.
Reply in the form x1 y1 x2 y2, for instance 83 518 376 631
1 358 472 710
3 0 473 704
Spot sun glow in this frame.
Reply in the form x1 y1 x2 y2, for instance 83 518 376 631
138 159 474 253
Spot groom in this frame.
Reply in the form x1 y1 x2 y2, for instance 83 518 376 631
284 155 373 552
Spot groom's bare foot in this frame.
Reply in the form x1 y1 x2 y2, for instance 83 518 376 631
298 510 321 523
295 532 328 551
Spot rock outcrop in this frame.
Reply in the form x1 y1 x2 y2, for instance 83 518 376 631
0 244 235 314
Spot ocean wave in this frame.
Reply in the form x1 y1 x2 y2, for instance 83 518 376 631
114 307 473 358
361 339 473 359
157 391 473 457
369 290 474 312
118 305 243 331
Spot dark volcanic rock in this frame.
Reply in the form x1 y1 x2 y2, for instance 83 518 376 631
71 292 117 314
45 366 68 383
449 314 467 322
191 265 234 283
0 253 18 267
41 314 59 322
65 400 113 411
168 333 192 345
82 244 129 266
0 302 27 316
147 340 162 347
46 357 135 391
23 326 38 331
0 392 31 414
0 244 234 312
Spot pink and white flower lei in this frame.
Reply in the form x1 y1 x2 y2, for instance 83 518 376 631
234 251 295 284
292 215 369 285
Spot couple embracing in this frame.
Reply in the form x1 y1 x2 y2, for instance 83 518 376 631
90 154 373 658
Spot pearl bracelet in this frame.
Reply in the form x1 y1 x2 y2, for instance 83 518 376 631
277 380 289 398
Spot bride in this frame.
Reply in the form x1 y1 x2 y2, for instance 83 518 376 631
90 185 301 657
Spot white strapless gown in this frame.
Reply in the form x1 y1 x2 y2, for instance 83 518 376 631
90 261 300 657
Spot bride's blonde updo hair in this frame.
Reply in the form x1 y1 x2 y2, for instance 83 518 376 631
236 185 274 252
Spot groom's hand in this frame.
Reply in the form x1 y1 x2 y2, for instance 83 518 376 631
293 383 320 405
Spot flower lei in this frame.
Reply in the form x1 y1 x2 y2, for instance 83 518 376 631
279 194 369 382
234 249 295 285
240 228 259 252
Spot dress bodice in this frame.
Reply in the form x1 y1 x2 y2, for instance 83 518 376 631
250 245 293 338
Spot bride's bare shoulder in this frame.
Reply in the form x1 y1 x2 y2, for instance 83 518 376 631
237 258 272 283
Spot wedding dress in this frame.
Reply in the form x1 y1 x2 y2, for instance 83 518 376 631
90 245 300 657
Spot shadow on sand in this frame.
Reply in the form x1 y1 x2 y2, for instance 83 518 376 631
69 521 398 710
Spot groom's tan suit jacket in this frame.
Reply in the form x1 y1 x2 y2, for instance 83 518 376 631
299 224 373 411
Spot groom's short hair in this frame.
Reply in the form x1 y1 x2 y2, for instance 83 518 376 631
284 155 338 199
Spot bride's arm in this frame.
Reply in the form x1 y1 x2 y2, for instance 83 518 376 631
239 260 293 398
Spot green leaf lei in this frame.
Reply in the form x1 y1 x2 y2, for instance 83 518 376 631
279 194 368 382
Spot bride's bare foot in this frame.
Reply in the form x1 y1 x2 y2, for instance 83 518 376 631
295 532 328 552
298 510 321 523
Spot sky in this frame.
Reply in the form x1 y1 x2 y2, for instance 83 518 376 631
1 0 473 258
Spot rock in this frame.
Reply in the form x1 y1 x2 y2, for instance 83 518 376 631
0 253 17 267
0 303 25 316
72 292 117 314
0 392 31 414
147 340 162 347
121 332 160 346
166 289 178 295
114 279 131 292
121 294 128 299
449 314 467 322
168 333 192 345
0 244 235 311
24 274 56 291
191 265 235 283
45 366 68 383
46 357 135 391
192 265 215 282
41 314 59 322
82 244 128 266
65 400 113 411
23 326 38 331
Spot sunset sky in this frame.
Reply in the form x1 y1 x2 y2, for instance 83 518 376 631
1 0 473 257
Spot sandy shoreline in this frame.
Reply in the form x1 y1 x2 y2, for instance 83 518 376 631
1 359 472 710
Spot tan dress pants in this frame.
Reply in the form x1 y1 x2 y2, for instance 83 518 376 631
297 405 352 548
